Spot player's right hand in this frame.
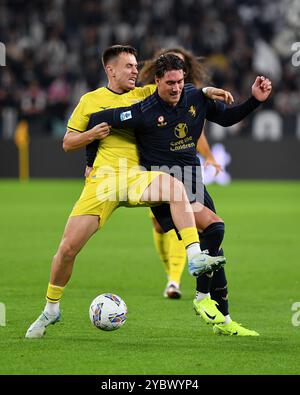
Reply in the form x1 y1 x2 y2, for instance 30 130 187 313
90 123 111 140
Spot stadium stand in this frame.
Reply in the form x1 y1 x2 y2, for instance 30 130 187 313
0 0 299 139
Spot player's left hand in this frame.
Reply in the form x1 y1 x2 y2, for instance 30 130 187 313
203 87 234 105
251 76 272 102
204 157 222 176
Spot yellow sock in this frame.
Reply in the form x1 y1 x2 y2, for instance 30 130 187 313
46 283 65 303
152 228 170 276
168 230 186 284
179 227 199 249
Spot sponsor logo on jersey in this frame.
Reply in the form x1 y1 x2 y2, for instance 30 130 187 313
157 115 167 127
174 123 188 138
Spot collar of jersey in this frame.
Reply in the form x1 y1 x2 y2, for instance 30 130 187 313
155 88 187 112
105 86 131 95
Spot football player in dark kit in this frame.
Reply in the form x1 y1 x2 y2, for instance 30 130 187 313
86 54 272 336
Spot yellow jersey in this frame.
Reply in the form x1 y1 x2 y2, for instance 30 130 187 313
67 85 156 169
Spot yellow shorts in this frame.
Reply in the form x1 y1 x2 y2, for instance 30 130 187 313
70 166 162 228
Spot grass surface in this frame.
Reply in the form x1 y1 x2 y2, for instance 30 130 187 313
0 180 300 375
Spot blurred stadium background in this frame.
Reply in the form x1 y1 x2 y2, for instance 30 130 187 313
0 0 300 179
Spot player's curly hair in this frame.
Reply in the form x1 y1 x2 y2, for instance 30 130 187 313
139 47 211 88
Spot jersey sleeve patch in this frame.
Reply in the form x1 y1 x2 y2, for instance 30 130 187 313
120 110 132 121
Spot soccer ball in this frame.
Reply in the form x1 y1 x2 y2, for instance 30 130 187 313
89 293 127 331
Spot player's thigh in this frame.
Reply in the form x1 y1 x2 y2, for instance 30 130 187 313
70 178 119 228
192 201 223 231
140 173 184 203
126 170 162 205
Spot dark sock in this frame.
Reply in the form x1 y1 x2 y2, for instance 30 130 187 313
199 222 225 256
196 272 214 293
210 267 229 316
196 222 225 293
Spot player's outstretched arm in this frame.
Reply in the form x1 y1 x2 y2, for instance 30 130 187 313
205 75 272 127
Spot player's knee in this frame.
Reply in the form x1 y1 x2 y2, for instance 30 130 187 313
195 205 224 229
211 212 224 224
58 241 78 261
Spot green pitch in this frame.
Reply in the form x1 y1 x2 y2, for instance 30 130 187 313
0 180 300 375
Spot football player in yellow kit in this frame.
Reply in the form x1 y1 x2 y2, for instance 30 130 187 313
25 45 226 339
